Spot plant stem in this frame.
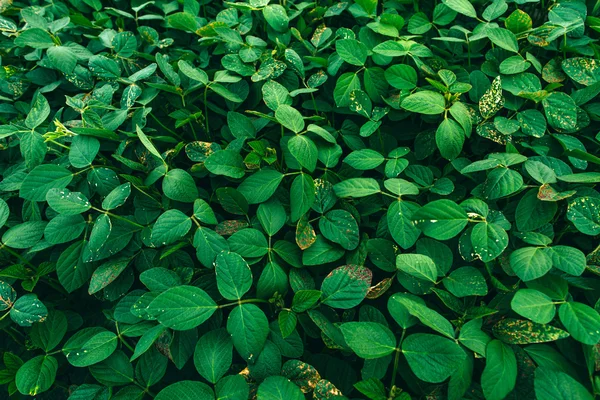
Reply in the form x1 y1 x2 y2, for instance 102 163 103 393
149 113 182 140
389 330 405 396
91 207 145 228
0 245 37 269
204 85 211 138
218 298 269 308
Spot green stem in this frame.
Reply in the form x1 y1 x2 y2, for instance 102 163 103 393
149 113 182 140
188 121 198 141
218 298 269 308
204 85 211 138
91 207 145 228
2 327 23 345
0 244 37 269
379 191 398 199
389 330 405 396
120 336 135 352
117 322 136 353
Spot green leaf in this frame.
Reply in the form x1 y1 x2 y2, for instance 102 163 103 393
0 280 16 311
442 0 477 18
318 209 359 250
487 28 518 52
151 210 192 246
516 190 557 232
15 355 57 396
481 340 517 400
340 322 396 359
146 285 218 330
178 60 208 84
567 197 600 235
215 251 252 300
344 149 385 170
401 91 446 115
334 72 361 107
216 375 249 400
228 228 268 258
458 319 492 356
506 9 532 34
436 118 464 160
558 173 600 184
227 111 256 139
443 267 488 297
548 246 586 276
483 168 523 199
389 293 455 338
167 12 199 32
163 169 198 203
510 247 553 281
470 222 508 262
56 241 94 293
2 221 46 249
69 136 100 168
26 92 51 129
354 378 387 400
388 200 421 249
396 254 437 283
411 199 468 240
194 329 233 384
263 4 289 32
140 268 181 292
542 92 577 131
205 150 245 179
88 258 130 295
89 350 134 387
130 325 167 361
136 125 164 162
10 294 48 327
102 183 131 210
19 165 73 202
534 367 594 400
302 235 345 266
257 376 304 400
237 169 284 204
63 327 118 367
558 302 600 345
402 333 465 383
288 135 318 172
333 178 380 198
155 381 214 400
321 265 372 309
336 39 368 66
257 199 286 236
47 45 77 73
193 199 217 225
291 290 321 313
290 173 315 222
276 105 305 133
385 64 417 89
89 55 122 79
14 28 55 49
227 304 269 361
511 289 556 324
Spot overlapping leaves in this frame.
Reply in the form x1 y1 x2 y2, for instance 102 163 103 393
1 0 600 399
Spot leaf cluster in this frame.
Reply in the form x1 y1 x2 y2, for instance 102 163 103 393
1 0 600 399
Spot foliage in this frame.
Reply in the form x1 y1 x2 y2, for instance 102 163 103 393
1 0 600 398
